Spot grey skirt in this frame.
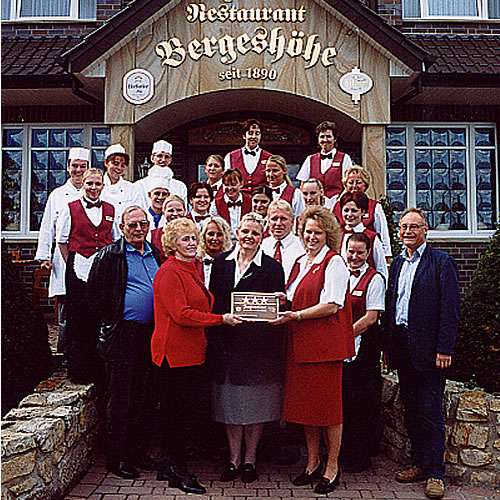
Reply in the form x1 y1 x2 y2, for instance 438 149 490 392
211 372 282 425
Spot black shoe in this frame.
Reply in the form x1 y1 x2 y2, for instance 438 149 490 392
157 466 206 494
292 461 324 486
107 461 140 480
240 463 257 483
220 462 240 482
314 471 341 494
341 456 371 473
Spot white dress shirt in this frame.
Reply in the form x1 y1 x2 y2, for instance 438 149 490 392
34 180 83 297
224 147 261 175
270 182 306 217
340 223 388 280
286 245 349 307
225 245 264 287
210 194 243 238
262 232 305 281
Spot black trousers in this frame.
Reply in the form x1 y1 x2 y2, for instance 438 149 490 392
65 252 102 384
341 360 382 462
102 321 155 464
156 360 206 472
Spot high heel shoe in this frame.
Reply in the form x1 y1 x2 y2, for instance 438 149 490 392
292 461 324 486
314 470 341 494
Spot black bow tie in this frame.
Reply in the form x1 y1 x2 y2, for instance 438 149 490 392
204 258 214 265
271 187 281 193
227 200 242 208
244 149 257 156
350 269 361 277
85 200 102 209
195 215 209 223
320 153 333 160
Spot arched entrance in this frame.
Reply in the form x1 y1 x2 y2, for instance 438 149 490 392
131 89 363 185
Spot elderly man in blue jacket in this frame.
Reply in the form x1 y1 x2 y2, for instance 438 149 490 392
384 208 460 500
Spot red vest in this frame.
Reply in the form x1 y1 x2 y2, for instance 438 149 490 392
350 266 377 323
341 227 378 269
279 184 296 205
309 151 345 198
286 250 354 363
68 199 114 257
333 197 378 231
229 148 271 194
215 193 252 225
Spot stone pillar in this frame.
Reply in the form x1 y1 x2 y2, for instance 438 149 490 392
361 125 385 200
110 125 135 181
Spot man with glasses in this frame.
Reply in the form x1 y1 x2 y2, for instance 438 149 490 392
87 205 162 480
384 208 460 499
35 147 90 361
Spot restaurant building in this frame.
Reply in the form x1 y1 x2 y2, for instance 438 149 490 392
2 0 499 294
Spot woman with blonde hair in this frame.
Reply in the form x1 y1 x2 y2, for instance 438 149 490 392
208 213 286 484
151 217 241 494
271 205 354 494
265 154 305 217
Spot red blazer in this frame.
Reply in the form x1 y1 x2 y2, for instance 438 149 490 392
68 199 114 257
287 250 354 363
229 148 271 193
309 151 345 198
151 256 223 368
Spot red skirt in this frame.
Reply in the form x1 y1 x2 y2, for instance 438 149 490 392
283 348 343 426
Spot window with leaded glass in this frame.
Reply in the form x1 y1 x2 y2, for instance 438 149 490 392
386 124 497 236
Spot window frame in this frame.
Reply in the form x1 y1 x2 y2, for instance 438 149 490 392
2 0 93 22
386 122 498 240
2 123 109 241
402 0 498 21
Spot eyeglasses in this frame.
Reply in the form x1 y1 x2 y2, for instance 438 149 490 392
399 224 425 231
126 221 149 229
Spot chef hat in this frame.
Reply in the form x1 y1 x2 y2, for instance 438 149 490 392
148 176 171 193
152 140 173 155
105 144 129 161
68 147 90 162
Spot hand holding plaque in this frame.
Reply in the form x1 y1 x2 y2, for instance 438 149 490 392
231 292 279 321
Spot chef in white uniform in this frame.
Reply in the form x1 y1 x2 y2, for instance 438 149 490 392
34 146 90 356
134 140 187 206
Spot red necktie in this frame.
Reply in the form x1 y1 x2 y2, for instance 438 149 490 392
273 240 282 264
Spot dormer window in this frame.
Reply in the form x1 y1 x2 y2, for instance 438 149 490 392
403 0 500 20
1 0 96 21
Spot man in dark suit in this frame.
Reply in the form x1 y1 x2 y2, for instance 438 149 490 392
384 208 460 500
87 205 162 479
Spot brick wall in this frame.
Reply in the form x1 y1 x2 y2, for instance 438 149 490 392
1 0 123 37
431 240 489 293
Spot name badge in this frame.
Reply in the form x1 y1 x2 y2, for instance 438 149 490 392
352 290 363 297
332 162 341 166
261 160 267 164
105 216 114 222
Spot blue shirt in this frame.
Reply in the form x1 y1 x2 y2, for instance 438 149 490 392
148 207 162 229
395 242 427 327
123 242 159 324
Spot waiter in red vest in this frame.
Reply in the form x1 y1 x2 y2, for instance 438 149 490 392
224 119 272 195
296 121 352 208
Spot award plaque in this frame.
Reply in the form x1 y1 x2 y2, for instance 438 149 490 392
231 292 279 321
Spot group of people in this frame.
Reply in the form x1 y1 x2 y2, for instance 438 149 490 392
35 119 460 500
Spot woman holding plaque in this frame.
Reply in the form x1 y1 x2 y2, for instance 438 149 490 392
208 213 285 484
270 206 354 494
151 218 241 495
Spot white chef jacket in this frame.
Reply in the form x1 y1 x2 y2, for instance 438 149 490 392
101 174 143 221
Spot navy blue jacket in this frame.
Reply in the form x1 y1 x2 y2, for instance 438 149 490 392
384 244 460 371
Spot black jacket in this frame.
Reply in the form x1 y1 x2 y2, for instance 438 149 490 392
87 237 162 360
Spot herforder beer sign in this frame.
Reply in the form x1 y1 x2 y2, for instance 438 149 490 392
123 69 154 104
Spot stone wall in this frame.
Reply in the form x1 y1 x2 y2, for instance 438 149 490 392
381 373 500 489
1 369 101 500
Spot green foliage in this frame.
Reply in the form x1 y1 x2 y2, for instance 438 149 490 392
449 227 500 393
380 196 403 258
1 243 54 415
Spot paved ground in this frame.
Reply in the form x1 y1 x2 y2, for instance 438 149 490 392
66 453 497 499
